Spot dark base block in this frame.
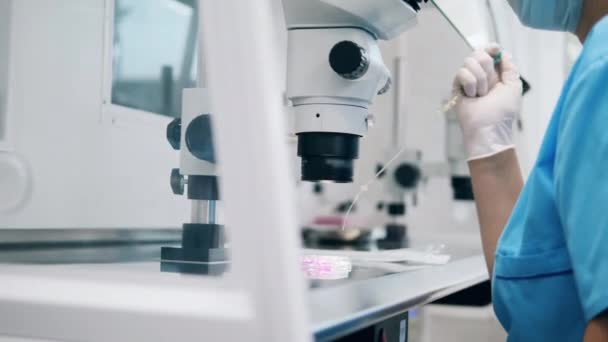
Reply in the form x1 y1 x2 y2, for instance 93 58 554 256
377 224 409 249
331 311 408 342
160 246 229 275
160 223 229 276
160 261 228 275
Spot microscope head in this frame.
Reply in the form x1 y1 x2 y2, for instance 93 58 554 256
284 0 425 183
283 0 422 40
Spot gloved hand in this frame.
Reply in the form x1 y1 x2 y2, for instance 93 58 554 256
454 44 523 161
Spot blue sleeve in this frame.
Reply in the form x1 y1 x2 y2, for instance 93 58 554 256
555 57 608 322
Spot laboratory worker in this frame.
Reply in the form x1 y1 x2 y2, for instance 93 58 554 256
453 0 608 340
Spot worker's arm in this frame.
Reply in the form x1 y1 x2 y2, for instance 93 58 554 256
554 59 608 335
468 149 523 274
585 314 608 342
452 45 523 274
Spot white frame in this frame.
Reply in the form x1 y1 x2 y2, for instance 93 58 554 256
198 0 311 340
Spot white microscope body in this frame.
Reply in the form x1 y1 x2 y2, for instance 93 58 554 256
283 0 424 183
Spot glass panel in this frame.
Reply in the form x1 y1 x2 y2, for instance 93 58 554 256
112 0 198 117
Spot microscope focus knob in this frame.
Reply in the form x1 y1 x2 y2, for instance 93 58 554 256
170 168 185 195
394 163 421 189
329 41 369 80
167 118 181 150
186 115 216 163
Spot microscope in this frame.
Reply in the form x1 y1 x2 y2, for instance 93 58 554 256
161 89 228 275
160 0 428 274
284 0 427 183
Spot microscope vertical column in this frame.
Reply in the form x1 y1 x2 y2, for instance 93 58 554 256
161 88 228 275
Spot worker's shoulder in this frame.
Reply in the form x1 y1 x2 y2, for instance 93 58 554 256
588 15 608 40
578 16 608 70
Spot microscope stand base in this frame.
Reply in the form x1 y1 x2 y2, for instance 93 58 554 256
160 247 229 275
160 223 229 275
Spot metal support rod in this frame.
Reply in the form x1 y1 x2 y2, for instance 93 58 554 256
190 200 217 224
191 200 207 224
208 200 216 224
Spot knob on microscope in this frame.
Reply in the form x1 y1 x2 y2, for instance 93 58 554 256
329 41 369 80
166 118 181 150
394 163 421 189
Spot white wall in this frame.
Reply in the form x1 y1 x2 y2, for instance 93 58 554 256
389 5 482 241
1 0 190 228
0 0 10 146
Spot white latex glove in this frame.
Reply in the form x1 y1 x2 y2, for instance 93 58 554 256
454 44 523 161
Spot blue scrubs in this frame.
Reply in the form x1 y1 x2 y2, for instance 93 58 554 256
493 16 608 341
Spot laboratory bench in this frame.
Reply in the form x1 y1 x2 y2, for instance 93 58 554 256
0 228 488 342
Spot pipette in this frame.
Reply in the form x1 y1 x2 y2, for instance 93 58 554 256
439 51 503 114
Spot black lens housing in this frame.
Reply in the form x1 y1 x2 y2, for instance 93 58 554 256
297 132 360 183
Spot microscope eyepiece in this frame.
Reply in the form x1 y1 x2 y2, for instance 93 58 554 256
297 132 360 183
329 41 369 80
